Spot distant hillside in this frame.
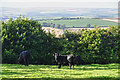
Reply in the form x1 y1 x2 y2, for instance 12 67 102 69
39 19 117 28
1 7 117 21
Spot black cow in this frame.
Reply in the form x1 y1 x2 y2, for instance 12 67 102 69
67 54 75 69
74 55 81 66
18 51 30 66
54 53 68 69
54 53 75 69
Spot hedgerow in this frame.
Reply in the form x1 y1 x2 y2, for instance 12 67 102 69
2 17 119 64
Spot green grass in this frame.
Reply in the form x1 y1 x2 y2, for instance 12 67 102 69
2 64 120 80
39 19 117 27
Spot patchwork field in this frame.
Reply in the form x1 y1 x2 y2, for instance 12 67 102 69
2 64 119 80
101 18 118 23
39 19 117 28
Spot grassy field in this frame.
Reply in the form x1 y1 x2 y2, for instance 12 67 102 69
2 63 119 80
39 19 117 27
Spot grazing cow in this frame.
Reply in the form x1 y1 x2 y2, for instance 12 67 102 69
54 53 75 69
74 55 81 66
67 54 75 69
54 53 68 69
18 51 30 66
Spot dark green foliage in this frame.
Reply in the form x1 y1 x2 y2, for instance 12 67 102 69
62 26 119 64
2 17 59 64
2 17 119 64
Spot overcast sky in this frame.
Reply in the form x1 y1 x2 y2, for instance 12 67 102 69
1 0 119 8
1 0 119 2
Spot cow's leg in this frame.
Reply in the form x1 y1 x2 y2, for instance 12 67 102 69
27 59 29 66
23 58 27 66
77 61 79 66
69 63 71 69
58 62 61 69
77 63 79 66
21 60 24 65
21 59 24 65
73 64 74 69
26 59 29 66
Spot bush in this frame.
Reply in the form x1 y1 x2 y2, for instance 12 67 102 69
62 26 119 64
2 17 60 64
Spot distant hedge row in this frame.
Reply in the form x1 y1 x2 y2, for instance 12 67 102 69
2 17 119 64
61 26 119 64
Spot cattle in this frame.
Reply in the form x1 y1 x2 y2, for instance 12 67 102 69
54 53 75 69
54 53 68 69
18 51 31 66
74 55 81 66
67 54 75 69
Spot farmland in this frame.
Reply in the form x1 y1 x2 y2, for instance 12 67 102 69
39 19 117 28
2 64 119 80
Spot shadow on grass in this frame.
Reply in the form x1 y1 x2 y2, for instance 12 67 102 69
2 77 120 80
2 71 28 75
3 64 118 70
73 67 117 71
57 66 118 71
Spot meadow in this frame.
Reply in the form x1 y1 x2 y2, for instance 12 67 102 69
39 19 117 27
2 64 119 80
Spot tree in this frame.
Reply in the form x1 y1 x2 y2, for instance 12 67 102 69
2 16 59 64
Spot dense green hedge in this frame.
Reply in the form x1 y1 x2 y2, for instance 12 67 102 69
62 26 119 64
2 17 60 64
2 17 119 64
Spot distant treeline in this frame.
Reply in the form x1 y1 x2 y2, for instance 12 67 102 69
2 17 119 65
35 17 87 21
42 22 108 29
42 22 66 29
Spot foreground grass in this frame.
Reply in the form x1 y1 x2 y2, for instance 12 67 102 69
2 63 120 80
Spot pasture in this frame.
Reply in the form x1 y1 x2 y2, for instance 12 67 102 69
2 64 119 80
39 19 117 27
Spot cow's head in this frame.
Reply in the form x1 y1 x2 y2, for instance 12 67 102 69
54 53 60 59
54 53 59 56
18 57 22 64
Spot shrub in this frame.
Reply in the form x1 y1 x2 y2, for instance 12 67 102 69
2 17 60 64
62 26 119 64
